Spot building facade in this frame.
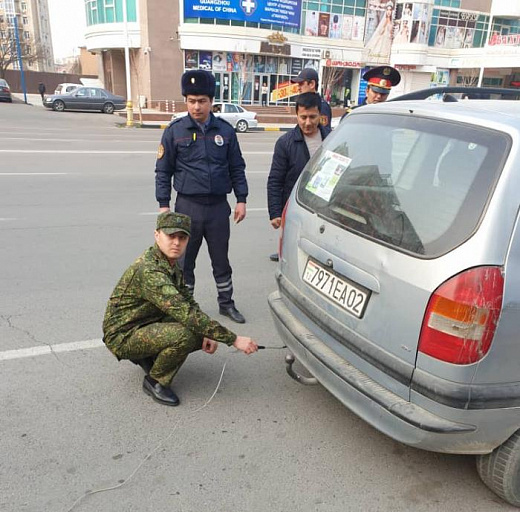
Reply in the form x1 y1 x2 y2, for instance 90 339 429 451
84 0 520 107
0 0 54 72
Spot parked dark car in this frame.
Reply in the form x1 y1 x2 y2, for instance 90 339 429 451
43 87 126 114
0 79 12 103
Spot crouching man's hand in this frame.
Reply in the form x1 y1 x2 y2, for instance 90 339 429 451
202 337 218 354
233 336 258 354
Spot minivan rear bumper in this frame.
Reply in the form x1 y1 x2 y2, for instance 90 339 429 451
269 289 518 454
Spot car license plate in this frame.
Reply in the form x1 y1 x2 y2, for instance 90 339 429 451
303 259 369 318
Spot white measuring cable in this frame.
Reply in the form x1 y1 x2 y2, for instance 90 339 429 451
65 355 231 512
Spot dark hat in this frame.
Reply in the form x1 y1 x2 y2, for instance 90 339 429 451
291 68 319 85
156 212 191 236
181 70 216 97
363 66 401 94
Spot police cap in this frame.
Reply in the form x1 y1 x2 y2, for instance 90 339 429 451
156 212 191 236
181 70 216 98
363 66 401 94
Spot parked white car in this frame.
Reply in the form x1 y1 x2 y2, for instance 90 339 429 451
172 103 258 132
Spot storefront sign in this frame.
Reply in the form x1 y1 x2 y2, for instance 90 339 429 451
325 59 362 68
259 41 291 55
184 0 302 29
489 33 520 46
271 82 299 101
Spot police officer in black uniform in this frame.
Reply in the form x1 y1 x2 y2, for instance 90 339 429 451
340 66 401 121
155 70 248 324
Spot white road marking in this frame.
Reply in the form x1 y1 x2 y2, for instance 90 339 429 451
0 150 155 154
0 137 161 143
0 172 67 176
0 218 17 221
0 339 104 362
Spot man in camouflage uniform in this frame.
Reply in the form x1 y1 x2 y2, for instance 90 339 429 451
103 212 258 406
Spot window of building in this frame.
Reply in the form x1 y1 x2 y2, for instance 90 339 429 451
104 0 115 23
21 2 27 12
22 16 28 24
429 8 487 48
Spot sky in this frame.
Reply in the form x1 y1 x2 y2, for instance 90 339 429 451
47 0 87 59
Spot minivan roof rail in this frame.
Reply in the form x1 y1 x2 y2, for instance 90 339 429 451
390 86 520 102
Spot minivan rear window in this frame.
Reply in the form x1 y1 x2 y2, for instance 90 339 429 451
297 113 510 257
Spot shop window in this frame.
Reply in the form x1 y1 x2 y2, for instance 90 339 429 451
246 21 258 28
231 20 245 26
319 4 330 12
331 6 342 13
343 6 354 15
260 23 271 29
307 2 319 10
185 17 198 23
354 7 365 16
216 19 230 25
200 18 214 24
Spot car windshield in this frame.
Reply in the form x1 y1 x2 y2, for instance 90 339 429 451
297 113 510 257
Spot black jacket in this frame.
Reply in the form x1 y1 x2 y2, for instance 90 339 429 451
155 113 248 208
267 124 329 220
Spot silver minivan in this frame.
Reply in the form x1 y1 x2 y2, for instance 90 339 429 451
268 99 520 506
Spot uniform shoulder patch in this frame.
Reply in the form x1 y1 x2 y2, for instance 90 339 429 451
320 115 328 126
157 144 165 159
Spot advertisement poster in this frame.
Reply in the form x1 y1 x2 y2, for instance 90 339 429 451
318 13 330 37
199 51 212 71
434 9 478 49
364 0 386 43
185 0 303 29
363 0 395 63
185 50 199 69
352 16 365 41
291 58 303 75
305 11 318 36
212 51 227 71
329 14 342 39
342 16 353 40
253 55 265 72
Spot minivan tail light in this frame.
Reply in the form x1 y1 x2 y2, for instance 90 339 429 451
278 199 290 259
418 266 504 364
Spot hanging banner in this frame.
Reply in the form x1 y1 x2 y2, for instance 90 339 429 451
185 0 303 29
271 82 299 102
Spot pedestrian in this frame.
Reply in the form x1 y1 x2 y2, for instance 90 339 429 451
38 82 46 101
290 68 332 135
102 212 258 406
155 70 249 324
340 65 401 121
267 93 330 262
261 82 269 106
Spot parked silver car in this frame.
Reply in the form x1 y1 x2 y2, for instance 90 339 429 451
172 102 258 132
269 97 520 506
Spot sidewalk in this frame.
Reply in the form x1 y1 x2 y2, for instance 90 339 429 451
12 92 45 106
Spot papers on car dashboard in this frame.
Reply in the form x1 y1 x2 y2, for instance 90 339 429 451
305 150 352 202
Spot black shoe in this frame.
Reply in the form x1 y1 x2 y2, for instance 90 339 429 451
142 375 180 406
130 357 154 374
269 253 279 262
219 305 246 324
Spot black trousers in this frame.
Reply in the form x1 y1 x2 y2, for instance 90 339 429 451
175 194 234 308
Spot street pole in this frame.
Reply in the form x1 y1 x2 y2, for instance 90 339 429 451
122 0 133 127
478 13 494 87
12 16 27 104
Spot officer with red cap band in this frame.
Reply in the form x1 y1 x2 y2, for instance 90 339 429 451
340 65 401 121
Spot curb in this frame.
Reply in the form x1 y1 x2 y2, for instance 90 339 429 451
116 123 292 132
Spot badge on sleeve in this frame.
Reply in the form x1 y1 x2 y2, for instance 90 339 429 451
214 134 224 147
157 144 165 159
320 115 328 126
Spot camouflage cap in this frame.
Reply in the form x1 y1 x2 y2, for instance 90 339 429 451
156 212 191 236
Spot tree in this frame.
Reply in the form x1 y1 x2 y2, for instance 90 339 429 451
0 16 42 78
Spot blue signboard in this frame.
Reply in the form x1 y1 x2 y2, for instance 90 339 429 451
185 0 302 29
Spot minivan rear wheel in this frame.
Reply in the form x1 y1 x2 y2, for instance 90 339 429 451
476 429 520 506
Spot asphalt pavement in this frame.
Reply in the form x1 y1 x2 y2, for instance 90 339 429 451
0 102 514 512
